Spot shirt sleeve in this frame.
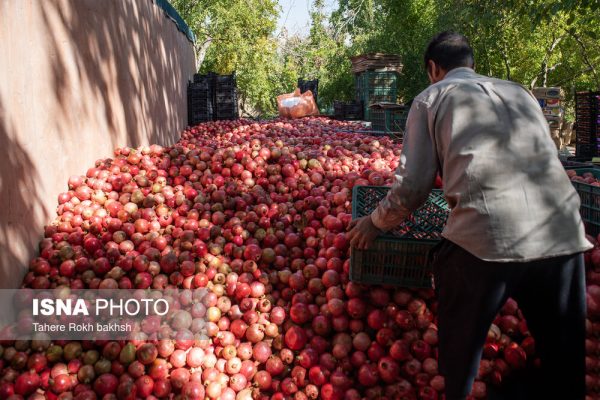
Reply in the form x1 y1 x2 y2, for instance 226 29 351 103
370 100 438 232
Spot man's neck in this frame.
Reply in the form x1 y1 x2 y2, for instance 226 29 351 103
443 67 475 80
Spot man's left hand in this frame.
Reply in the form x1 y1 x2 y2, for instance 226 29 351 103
347 216 382 250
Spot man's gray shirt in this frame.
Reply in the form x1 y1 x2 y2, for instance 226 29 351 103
371 67 592 261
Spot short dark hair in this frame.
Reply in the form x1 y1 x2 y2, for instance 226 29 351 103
424 31 474 71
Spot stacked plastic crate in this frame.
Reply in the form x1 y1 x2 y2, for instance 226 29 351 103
350 54 402 130
333 101 364 120
350 185 449 287
187 72 239 125
354 71 399 123
214 73 239 121
532 87 564 149
187 74 214 125
575 91 600 158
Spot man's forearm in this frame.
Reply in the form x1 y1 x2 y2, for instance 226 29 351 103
370 176 432 232
370 201 411 232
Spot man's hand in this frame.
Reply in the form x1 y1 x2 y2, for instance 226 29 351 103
347 216 382 250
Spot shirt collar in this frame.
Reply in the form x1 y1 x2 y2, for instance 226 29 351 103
443 67 476 80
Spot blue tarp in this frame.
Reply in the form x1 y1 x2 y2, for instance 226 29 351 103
155 0 195 43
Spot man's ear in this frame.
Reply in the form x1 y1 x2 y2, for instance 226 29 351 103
427 60 436 83
427 60 436 74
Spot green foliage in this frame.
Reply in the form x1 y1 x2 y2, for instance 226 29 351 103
433 0 600 119
171 0 600 118
325 0 600 115
170 0 288 116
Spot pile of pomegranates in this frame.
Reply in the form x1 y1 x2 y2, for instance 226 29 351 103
585 238 600 398
567 169 600 186
0 117 598 399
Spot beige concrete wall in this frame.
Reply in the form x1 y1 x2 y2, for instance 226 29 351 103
0 0 196 288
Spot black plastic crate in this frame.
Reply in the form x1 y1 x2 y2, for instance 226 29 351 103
569 168 600 235
215 73 236 85
567 156 593 163
215 114 238 121
188 82 213 98
189 113 212 122
189 104 212 113
333 101 364 120
562 159 592 169
188 72 239 123
350 186 449 287
215 103 237 109
191 79 211 91
188 93 212 102
216 87 237 98
215 102 237 110
188 92 212 101
216 89 237 96
188 88 212 98
189 94 212 102
298 79 319 104
350 239 438 288
355 71 398 110
215 102 238 109
215 103 239 120
215 94 238 103
188 98 212 112
214 75 237 94
189 114 213 125
215 89 237 111
215 102 237 111
298 78 318 88
576 144 599 158
188 84 214 125
333 101 343 118
216 110 238 118
189 84 211 92
575 91 600 146
215 100 237 107
188 102 213 113
193 73 215 85
344 112 364 120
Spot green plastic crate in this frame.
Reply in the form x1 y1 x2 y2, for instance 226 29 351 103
569 168 600 235
355 71 398 90
350 186 449 287
392 111 408 132
355 71 399 108
365 108 407 143
367 109 392 131
357 88 397 105
350 239 438 288
562 159 592 169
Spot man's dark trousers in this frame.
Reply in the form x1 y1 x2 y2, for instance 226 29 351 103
431 239 586 400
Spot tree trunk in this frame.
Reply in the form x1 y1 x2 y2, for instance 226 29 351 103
543 35 562 87
570 32 600 87
195 38 213 71
501 44 511 81
531 35 563 89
